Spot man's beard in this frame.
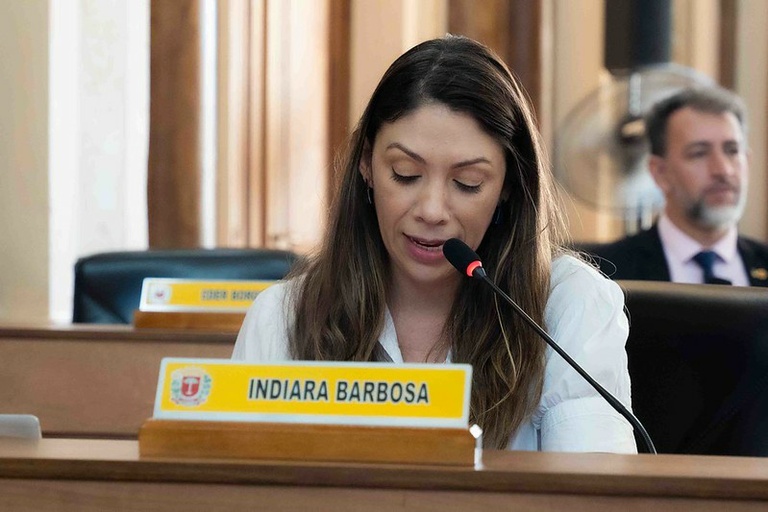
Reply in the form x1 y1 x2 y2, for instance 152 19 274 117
687 190 746 230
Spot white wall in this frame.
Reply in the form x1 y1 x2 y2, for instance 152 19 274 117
0 1 50 322
48 0 149 322
0 0 149 323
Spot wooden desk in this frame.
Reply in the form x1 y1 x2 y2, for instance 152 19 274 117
1 438 768 511
0 324 234 438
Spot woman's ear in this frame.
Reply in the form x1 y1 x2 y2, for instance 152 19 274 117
358 140 373 185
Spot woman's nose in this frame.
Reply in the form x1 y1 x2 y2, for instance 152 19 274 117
414 183 450 224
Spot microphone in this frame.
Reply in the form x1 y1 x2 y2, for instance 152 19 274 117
442 238 657 454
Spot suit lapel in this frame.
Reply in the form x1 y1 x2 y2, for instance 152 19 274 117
638 225 672 281
738 238 768 287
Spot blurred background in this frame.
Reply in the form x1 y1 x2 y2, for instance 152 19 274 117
1 0 765 323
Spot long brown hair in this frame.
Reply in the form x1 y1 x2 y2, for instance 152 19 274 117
288 36 568 448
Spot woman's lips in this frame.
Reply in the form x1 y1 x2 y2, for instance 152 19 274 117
407 235 446 250
405 235 448 263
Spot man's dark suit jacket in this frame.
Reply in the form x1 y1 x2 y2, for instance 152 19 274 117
582 224 768 287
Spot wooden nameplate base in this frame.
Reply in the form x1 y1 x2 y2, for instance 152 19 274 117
139 419 476 466
133 310 245 331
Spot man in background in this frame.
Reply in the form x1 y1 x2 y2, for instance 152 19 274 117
589 86 768 286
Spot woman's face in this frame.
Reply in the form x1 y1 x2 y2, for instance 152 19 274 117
360 103 507 292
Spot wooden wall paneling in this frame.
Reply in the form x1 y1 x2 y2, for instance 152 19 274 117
264 0 291 249
148 0 202 248
216 0 253 247
284 0 330 252
448 0 510 55
402 1 449 49
734 0 768 240
348 1 404 125
0 325 234 438
547 0 618 242
448 0 542 116
247 1 267 247
672 0 720 79
718 0 737 89
506 0 542 118
264 0 330 253
327 0 351 194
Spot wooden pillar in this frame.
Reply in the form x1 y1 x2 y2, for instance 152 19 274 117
148 0 202 248
718 0 737 90
217 0 257 247
448 0 542 116
328 0 351 191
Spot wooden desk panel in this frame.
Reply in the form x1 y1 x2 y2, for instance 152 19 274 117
0 324 235 438
1 439 768 511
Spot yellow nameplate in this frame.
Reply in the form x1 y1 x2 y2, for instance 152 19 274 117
153 358 472 428
139 278 275 312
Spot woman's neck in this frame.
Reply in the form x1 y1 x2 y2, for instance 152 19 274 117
387 275 459 363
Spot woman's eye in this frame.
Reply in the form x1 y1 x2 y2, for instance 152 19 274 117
454 180 482 193
391 168 418 184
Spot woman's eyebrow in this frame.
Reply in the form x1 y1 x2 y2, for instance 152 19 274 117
385 142 491 168
385 142 425 163
450 157 492 169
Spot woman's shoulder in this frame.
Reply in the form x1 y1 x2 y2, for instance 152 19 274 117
546 253 626 325
253 279 294 307
550 252 622 301
242 279 295 320
232 279 296 361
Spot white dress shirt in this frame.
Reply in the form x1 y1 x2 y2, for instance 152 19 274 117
233 254 637 453
657 214 749 286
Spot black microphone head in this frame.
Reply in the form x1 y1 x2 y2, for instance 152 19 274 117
443 238 484 278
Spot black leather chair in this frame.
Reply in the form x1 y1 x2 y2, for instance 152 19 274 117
73 248 299 324
618 280 768 456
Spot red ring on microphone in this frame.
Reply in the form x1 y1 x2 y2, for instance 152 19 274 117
466 261 483 277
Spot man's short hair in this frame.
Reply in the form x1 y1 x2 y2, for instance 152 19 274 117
645 86 747 156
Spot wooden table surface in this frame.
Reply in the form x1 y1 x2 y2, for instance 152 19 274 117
1 438 768 511
3 324 768 510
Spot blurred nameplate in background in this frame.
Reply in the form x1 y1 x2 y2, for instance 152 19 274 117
139 358 478 466
134 278 276 331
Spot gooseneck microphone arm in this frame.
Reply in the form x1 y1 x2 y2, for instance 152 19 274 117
443 238 656 454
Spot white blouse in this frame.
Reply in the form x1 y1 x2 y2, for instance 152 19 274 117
232 254 637 453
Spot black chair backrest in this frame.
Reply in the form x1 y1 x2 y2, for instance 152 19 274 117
618 280 768 456
73 248 299 324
